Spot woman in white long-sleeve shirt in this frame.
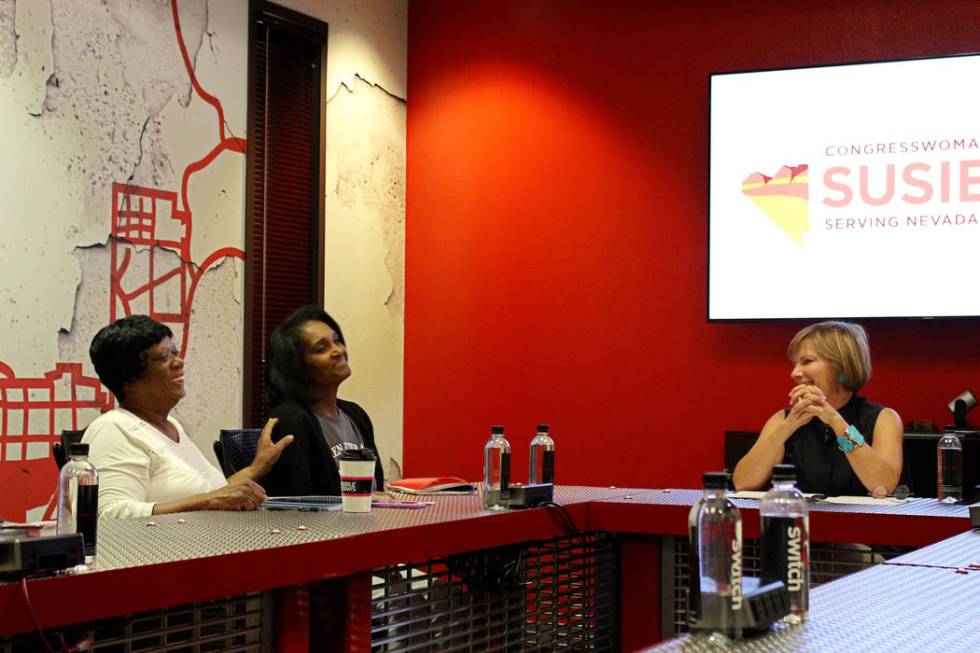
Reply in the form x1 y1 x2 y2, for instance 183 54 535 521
83 315 293 518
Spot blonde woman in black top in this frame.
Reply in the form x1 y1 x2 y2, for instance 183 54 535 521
733 321 903 496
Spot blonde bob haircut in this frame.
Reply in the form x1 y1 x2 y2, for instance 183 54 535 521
787 321 871 392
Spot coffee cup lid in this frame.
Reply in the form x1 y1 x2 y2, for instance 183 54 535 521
338 448 376 462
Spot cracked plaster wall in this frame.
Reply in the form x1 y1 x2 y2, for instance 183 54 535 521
1 0 406 517
0 0 14 77
0 0 248 517
272 0 407 478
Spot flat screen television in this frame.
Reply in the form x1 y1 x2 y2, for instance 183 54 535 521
709 53 980 320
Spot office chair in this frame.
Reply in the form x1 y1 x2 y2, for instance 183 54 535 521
897 455 915 498
213 441 226 476
53 429 87 470
217 428 262 477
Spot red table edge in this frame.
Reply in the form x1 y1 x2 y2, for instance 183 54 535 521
0 502 590 636
0 490 969 637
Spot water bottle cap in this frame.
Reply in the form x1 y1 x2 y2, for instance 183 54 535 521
491 425 505 434
536 424 550 432
702 471 729 489
69 443 89 456
771 463 797 482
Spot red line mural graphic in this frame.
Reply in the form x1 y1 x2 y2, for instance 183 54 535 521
0 365 114 520
0 0 246 520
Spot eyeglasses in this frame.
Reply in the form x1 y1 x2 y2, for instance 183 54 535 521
147 349 181 365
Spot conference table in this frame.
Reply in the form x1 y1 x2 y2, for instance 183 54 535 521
0 486 971 652
641 529 980 652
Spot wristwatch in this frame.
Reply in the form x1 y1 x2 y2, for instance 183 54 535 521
836 424 866 453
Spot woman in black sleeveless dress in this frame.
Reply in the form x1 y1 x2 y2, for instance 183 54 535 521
733 321 903 496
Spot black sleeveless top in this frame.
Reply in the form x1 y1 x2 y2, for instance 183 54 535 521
782 394 883 496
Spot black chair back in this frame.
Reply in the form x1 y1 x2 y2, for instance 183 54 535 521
724 431 759 477
213 441 226 475
218 428 262 477
897 452 915 497
53 429 86 469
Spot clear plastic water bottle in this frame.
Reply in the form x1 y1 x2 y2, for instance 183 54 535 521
937 432 963 503
483 426 511 510
688 471 743 640
529 424 555 485
760 464 809 623
687 484 709 626
57 443 99 563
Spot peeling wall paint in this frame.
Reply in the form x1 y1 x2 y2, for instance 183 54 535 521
275 0 407 101
0 0 247 520
265 0 407 479
0 0 407 518
325 74 406 477
0 0 15 78
46 0 208 229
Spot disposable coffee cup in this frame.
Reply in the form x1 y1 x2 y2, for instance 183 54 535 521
338 449 376 513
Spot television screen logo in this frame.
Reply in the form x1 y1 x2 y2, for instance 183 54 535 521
741 164 809 245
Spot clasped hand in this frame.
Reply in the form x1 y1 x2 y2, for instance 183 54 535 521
787 384 840 428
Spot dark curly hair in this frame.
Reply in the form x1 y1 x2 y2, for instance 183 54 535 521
267 305 346 407
90 315 174 402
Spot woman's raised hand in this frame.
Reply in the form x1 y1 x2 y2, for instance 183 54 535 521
250 417 294 478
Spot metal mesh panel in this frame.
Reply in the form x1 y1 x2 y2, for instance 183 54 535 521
369 533 618 652
0 593 262 652
663 536 913 637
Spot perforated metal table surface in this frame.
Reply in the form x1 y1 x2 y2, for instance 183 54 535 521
0 485 638 635
640 559 980 652
588 489 969 546
89 484 654 571
1 484 972 646
883 528 980 568
592 488 972 516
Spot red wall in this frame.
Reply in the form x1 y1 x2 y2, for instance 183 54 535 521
404 0 980 488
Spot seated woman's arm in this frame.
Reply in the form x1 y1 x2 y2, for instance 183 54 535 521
84 421 159 519
831 407 903 494
732 410 795 491
150 481 268 515
85 421 269 518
